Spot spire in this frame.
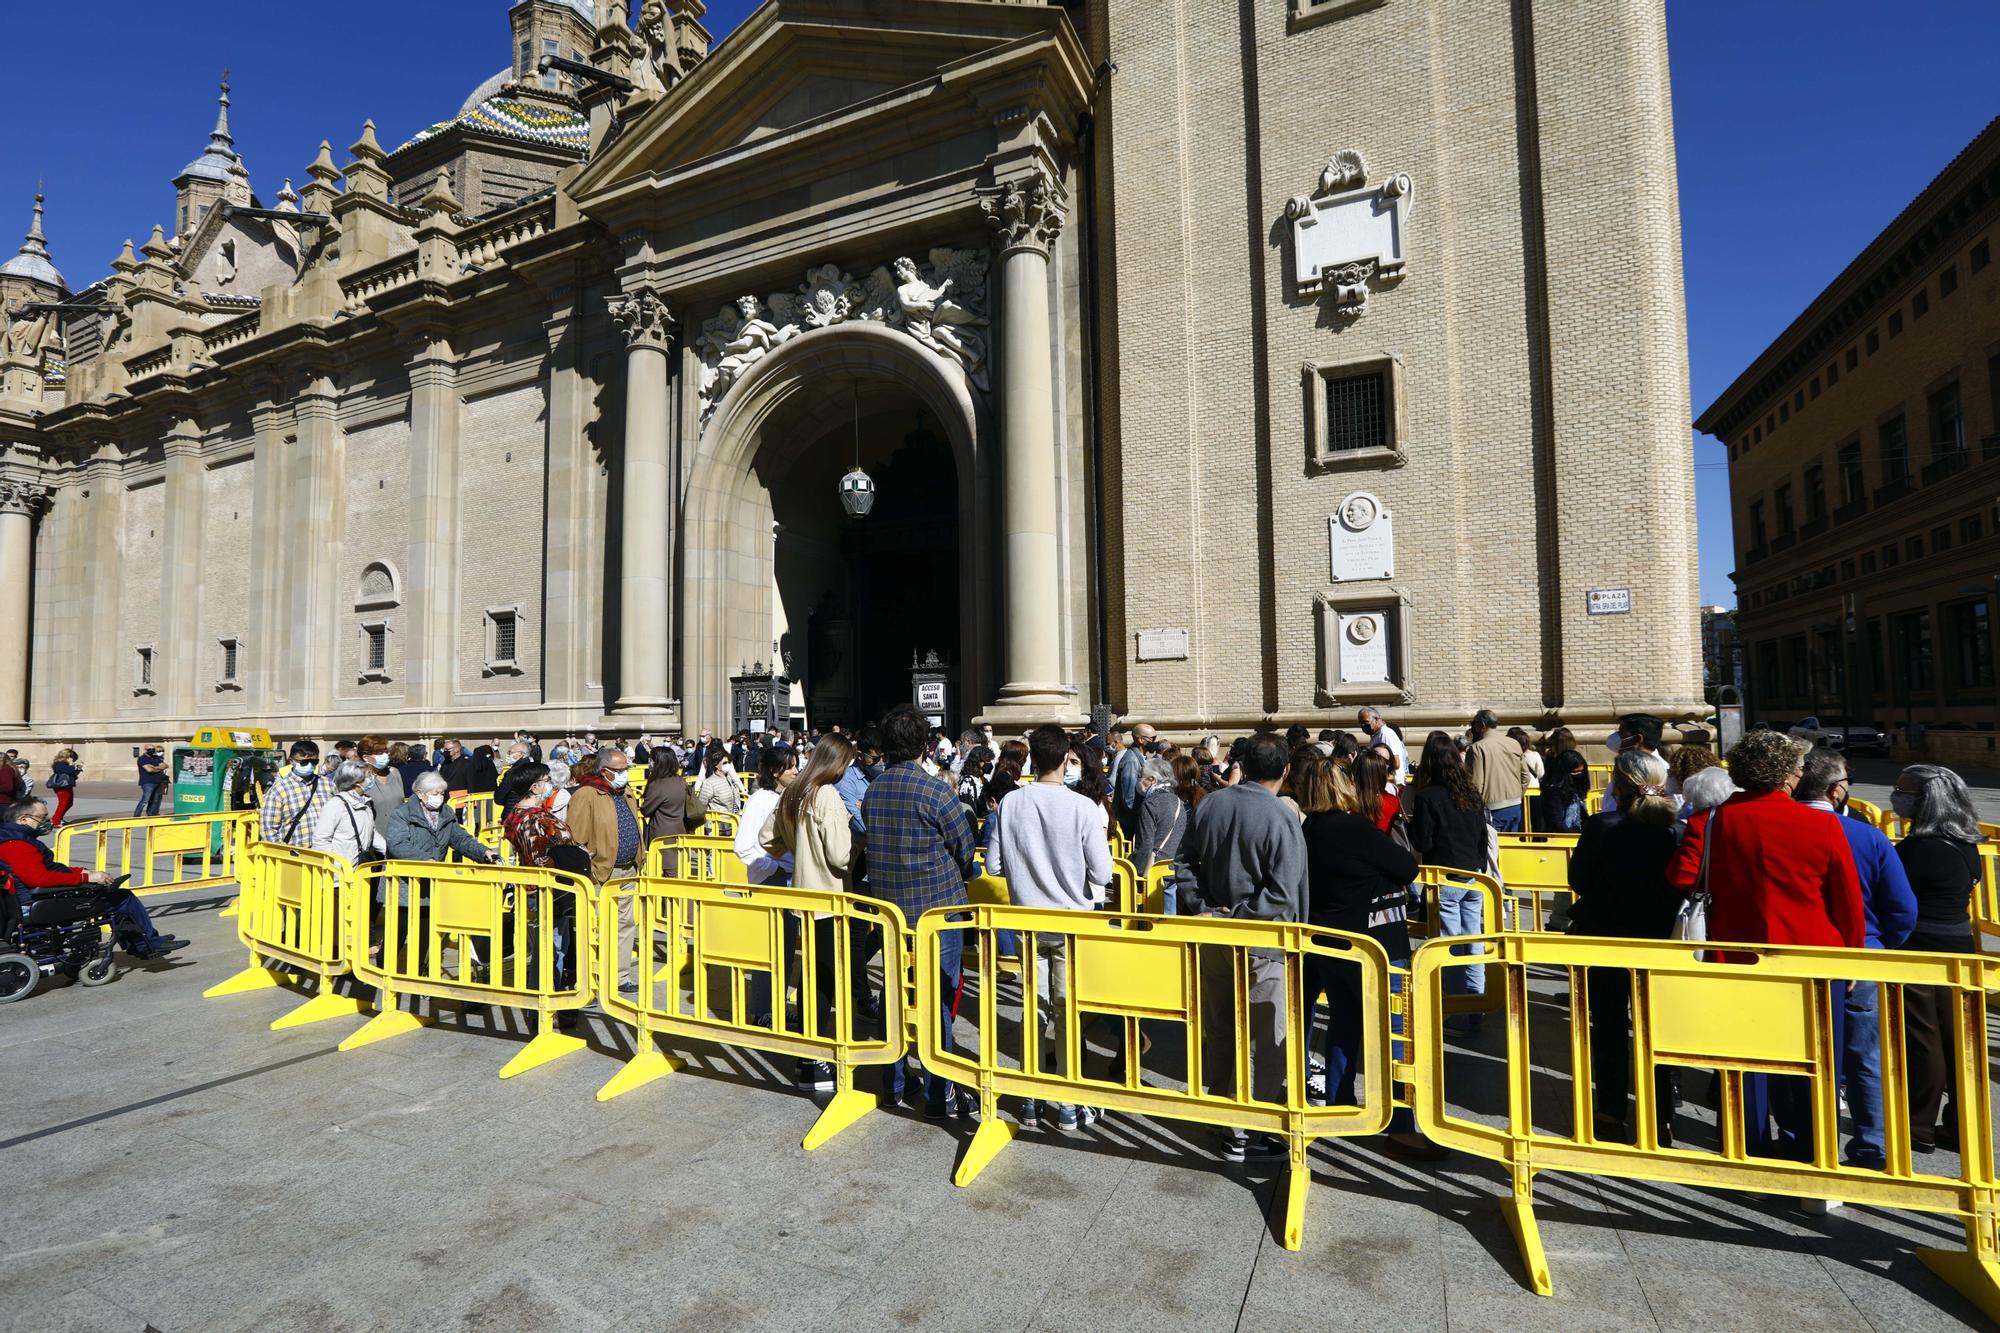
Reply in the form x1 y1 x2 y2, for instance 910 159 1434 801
20 185 49 260
208 70 237 160
0 181 66 290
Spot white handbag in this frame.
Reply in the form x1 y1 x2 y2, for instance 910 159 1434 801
1672 808 1714 952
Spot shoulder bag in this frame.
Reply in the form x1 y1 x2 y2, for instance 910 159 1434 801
1671 808 1714 951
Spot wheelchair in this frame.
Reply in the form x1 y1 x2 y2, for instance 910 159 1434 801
0 873 131 1004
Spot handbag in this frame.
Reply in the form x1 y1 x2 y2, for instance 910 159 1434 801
1386 811 1417 859
1671 808 1714 949
48 769 74 791
343 799 387 867
684 776 708 832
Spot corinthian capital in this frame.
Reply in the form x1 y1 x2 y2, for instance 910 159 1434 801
981 168 1067 258
0 478 52 518
608 286 674 351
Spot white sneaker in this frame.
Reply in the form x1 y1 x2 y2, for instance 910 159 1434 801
1803 1197 1845 1215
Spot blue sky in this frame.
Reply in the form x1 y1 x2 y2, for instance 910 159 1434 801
3 1 1994 611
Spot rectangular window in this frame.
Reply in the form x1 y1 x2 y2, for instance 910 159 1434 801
1324 369 1387 453
1913 289 1929 319
1950 600 1994 690
1756 641 1781 703
1794 390 1805 411
1786 635 1811 700
1827 360 1840 387
365 624 386 672
136 646 154 690
1896 610 1936 693
1941 263 1959 297
1780 402 1790 424
1930 380 1965 457
1846 347 1859 371
1804 464 1826 521
1866 329 1880 355
1818 626 1845 697
1889 310 1904 337
1753 424 1763 444
1810 376 1821 400
1975 238 1992 273
541 38 560 88
484 608 523 675
520 40 531 76
1933 524 1953 553
1881 414 1910 486
1749 498 1767 548
1775 482 1795 535
1906 535 1924 561
1883 543 1900 568
1861 551 1877 574
1963 514 1985 544
1837 440 1865 506
1841 558 1856 581
220 638 239 683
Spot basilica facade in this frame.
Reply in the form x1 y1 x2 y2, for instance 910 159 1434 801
0 0 1701 761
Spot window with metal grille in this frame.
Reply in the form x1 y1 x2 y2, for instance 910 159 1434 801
493 612 517 663
1323 369 1388 454
137 647 153 689
365 625 386 672
220 639 238 682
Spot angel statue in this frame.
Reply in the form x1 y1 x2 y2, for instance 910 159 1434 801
1 309 50 362
700 294 790 399
633 0 679 95
891 255 987 378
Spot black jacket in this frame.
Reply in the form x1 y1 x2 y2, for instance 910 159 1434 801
1302 810 1418 957
1408 785 1487 873
1566 810 1680 938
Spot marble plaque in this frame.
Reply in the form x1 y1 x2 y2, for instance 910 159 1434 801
1136 628 1191 661
1329 492 1394 581
1291 183 1408 294
1338 610 1391 684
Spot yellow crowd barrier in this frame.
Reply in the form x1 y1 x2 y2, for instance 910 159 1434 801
627 768 649 800
1848 796 1886 827
915 904 1393 1249
1974 844 2000 954
475 822 521 867
339 859 597 1076
594 876 910 1151
447 790 500 836
1495 833 1578 932
703 810 740 840
1409 866 1501 1015
645 833 747 883
201 841 368 1029
1410 932 2000 1318
53 811 256 901
1108 857 1172 914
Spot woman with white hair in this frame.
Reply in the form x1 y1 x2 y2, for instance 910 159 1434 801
1678 766 1739 819
1891 762 1985 1153
311 760 386 864
1132 755 1188 913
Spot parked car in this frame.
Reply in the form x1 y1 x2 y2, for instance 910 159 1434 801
1788 716 1889 755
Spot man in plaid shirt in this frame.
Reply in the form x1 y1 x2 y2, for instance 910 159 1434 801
860 703 977 1116
260 740 334 848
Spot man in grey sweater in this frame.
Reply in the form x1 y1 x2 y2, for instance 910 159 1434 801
989 724 1115 1130
1178 731 1307 1161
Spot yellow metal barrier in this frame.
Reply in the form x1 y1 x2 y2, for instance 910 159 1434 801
736 772 754 801
1848 796 1885 828
447 790 499 836
704 810 740 839
645 833 747 883
201 841 368 1029
475 822 521 867
1975 844 2000 955
1108 857 1172 914
338 859 597 1076
594 876 910 1151
628 768 649 800
1495 833 1578 932
1410 932 2000 1317
53 811 256 900
1410 866 1501 1014
914 904 1392 1250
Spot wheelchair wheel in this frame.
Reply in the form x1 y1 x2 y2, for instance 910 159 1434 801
0 952 40 1003
79 955 116 987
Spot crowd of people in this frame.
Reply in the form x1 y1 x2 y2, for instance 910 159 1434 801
3 707 1987 1174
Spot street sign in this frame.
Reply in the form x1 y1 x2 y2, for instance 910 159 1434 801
1585 587 1632 616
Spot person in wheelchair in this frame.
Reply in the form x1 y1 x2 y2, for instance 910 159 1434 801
0 800 190 959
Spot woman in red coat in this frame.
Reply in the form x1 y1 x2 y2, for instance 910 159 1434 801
1667 729 1864 1160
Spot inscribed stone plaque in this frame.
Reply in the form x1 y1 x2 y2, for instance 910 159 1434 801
1329 492 1394 581
1291 185 1408 295
1136 628 1191 662
1338 610 1391 684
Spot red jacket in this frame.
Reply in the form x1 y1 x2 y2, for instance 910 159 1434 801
1668 790 1864 950
0 828 90 890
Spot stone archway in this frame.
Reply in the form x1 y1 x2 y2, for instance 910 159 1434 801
678 322 994 734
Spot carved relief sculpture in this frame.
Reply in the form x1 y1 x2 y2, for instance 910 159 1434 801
1284 150 1413 318
0 478 53 517
695 247 992 414
980 169 1066 256
607 286 672 350
633 0 679 94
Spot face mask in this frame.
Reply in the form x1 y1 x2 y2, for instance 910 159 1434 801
1830 786 1849 814
422 792 446 811
861 762 884 781
530 782 550 801
293 761 316 778
608 770 630 790
1603 733 1625 755
1891 791 1920 819
370 754 390 770
1064 764 1082 787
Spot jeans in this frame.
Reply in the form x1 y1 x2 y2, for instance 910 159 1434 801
1305 951 1415 1133
108 889 166 952
133 783 166 818
1489 804 1523 834
1745 991 1845 1160
863 916 964 1107
1436 878 1486 995
1843 975 1884 1166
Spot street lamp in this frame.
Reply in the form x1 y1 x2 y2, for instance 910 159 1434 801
840 386 874 517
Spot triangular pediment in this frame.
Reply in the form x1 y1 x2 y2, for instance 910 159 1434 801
573 0 1083 199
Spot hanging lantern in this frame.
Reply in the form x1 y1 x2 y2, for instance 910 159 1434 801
840 385 874 516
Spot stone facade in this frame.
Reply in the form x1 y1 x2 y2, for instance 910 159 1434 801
1699 117 2000 736
0 0 1700 765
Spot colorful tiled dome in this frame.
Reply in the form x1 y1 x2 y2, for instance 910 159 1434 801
398 94 590 156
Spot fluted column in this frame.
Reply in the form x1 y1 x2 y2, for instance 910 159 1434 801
608 285 678 721
982 168 1078 717
0 478 51 726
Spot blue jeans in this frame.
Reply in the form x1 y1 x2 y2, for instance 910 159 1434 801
1436 879 1486 995
133 783 166 818
1489 804 1523 834
1307 951 1415 1134
1844 972 1884 1167
871 918 964 1107
1745 992 1845 1160
108 890 166 952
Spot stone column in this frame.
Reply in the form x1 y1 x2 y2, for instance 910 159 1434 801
402 330 463 721
157 424 206 724
607 285 678 724
540 292 596 717
284 369 344 720
0 478 51 727
982 168 1078 719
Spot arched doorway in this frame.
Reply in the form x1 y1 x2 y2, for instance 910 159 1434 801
679 324 993 736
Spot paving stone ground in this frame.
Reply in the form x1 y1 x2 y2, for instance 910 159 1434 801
1 793 1995 1332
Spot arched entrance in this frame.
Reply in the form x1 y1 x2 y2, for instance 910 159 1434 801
679 324 993 735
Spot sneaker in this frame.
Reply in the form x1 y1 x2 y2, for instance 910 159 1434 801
139 937 190 957
1018 1099 1041 1129
795 1061 835 1092
925 1094 950 1120
1218 1130 1248 1161
1057 1105 1099 1131
1306 1072 1328 1106
949 1090 979 1122
1803 1197 1845 1215
617 981 639 996
1219 1131 1286 1162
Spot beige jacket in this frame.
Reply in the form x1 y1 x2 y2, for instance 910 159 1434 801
567 782 642 882
762 782 853 894
1467 732 1528 811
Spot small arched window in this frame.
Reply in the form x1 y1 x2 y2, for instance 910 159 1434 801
355 559 401 612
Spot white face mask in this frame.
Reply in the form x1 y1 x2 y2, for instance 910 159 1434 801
421 792 446 811
608 769 630 790
370 754 390 770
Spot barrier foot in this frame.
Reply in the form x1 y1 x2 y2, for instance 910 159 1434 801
271 989 370 1030
1917 1248 2000 1324
202 964 282 998
337 1007 431 1050
498 1028 587 1080
1501 1195 1553 1297
803 1087 876 1151
1280 1161 1310 1251
596 1046 680 1102
952 1116 1017 1187
218 896 240 919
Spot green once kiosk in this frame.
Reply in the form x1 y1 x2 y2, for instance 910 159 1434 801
170 727 284 856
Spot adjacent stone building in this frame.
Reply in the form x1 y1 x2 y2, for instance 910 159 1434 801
0 0 1701 763
1699 116 2000 753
